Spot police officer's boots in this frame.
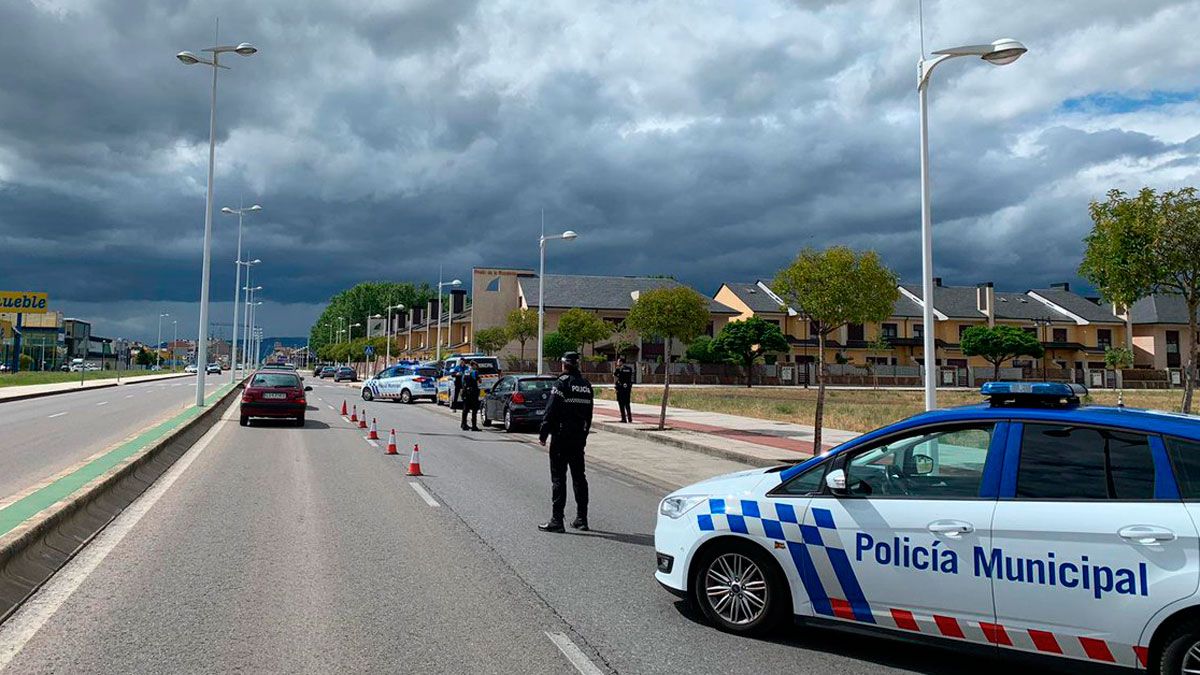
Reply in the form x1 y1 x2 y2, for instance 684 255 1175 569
571 515 588 531
538 520 565 533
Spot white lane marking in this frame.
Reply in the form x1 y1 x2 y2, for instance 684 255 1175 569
365 438 380 448
408 482 440 508
0 412 231 669
124 394 135 399
95 401 108 407
327 404 336 410
545 632 604 675
47 412 67 419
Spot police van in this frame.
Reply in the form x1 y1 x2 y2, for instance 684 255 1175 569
361 361 439 404
654 383 1200 673
436 354 502 408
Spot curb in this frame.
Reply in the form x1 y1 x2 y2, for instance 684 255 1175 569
0 383 242 622
591 420 799 468
0 373 194 405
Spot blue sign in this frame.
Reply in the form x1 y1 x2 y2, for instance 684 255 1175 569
364 345 374 357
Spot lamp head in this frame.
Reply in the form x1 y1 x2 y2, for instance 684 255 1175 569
176 51 200 65
249 204 262 211
221 207 235 214
982 38 1027 65
234 43 257 56
562 230 578 240
450 279 462 286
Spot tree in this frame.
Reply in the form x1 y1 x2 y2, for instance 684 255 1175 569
474 327 510 355
135 349 155 367
608 320 638 359
1105 345 1135 406
1080 187 1200 413
685 335 725 364
556 308 613 355
710 317 790 387
308 281 437 357
626 286 711 429
772 247 899 450
541 331 576 360
960 325 1044 381
505 308 538 360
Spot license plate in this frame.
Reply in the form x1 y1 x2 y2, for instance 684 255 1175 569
262 392 286 399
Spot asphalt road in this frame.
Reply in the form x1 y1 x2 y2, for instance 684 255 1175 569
0 376 222 502
0 379 1044 673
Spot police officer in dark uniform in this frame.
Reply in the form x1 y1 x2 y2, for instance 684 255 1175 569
450 361 465 409
538 352 593 532
460 360 481 431
614 356 634 423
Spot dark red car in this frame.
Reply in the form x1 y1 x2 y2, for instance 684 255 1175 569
240 370 311 427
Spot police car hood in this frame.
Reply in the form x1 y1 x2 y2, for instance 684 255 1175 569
671 467 782 497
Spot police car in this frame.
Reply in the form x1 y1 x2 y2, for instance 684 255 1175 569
436 354 502 408
361 362 439 404
655 382 1200 673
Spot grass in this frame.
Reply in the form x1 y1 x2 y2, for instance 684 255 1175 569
0 369 176 388
597 386 1189 433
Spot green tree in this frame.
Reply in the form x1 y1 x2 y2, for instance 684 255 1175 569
542 331 576 360
505 308 539 360
1080 187 1200 413
710 317 790 388
308 281 436 357
556 308 613 355
608 320 637 359
1105 345 1135 406
474 327 510 355
772 247 899 450
135 349 155 367
960 325 1045 382
626 286 711 429
685 335 725 364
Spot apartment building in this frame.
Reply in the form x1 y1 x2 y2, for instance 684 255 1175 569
1122 294 1198 372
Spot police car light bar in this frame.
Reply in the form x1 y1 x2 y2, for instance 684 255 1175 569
981 381 1088 408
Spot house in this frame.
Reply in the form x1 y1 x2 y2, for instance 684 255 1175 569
1121 294 1198 371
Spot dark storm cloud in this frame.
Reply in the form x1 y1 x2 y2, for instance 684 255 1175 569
1 0 1199 340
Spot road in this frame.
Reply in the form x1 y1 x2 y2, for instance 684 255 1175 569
0 379 1032 674
0 376 222 502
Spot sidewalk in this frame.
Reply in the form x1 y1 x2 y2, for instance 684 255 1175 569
591 399 858 466
0 372 193 404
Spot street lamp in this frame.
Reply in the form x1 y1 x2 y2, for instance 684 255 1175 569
178 33 258 406
243 284 262 370
385 304 405 366
172 320 178 371
247 300 263 365
223 203 261 381
156 312 170 369
537 227 578 374
436 275 462 361
349 322 363 341
917 38 1026 410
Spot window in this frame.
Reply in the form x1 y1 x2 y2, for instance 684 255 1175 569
519 378 555 393
958 324 972 340
1022 327 1037 336
485 277 500 292
1165 438 1200 499
250 373 301 388
778 462 827 495
809 320 820 337
492 377 512 393
847 323 864 341
1097 329 1112 349
1053 328 1068 343
913 324 923 339
1167 331 1181 368
881 323 898 339
1016 424 1154 500
843 424 994 498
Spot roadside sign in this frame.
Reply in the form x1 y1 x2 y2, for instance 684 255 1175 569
364 345 374 357
0 291 49 314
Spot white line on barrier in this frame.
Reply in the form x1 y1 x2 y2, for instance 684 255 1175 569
408 482 440 508
545 632 605 675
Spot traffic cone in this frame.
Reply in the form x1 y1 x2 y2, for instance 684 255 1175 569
340 400 348 416
406 444 423 476
350 405 358 423
386 429 398 455
359 413 368 429
368 418 379 440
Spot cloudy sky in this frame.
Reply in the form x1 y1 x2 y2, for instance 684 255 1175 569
1 0 1198 341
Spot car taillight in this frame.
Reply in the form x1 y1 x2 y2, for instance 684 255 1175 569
413 377 426 383
511 392 525 404
242 390 256 402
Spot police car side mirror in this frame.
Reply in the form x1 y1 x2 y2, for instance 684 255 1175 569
825 468 848 495
911 453 934 475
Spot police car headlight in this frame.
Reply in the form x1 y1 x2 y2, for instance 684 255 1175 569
659 495 706 519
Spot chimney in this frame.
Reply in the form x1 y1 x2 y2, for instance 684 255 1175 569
451 289 467 314
396 312 407 330
410 307 423 326
933 277 943 287
1050 282 1070 292
976 282 995 327
426 299 439 324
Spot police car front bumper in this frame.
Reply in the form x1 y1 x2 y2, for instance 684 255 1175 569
654 511 694 594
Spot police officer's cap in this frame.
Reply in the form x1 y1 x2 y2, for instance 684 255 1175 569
561 351 580 366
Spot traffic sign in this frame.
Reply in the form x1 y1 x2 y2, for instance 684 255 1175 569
364 345 374 357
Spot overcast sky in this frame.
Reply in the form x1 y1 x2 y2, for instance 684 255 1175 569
1 0 1198 341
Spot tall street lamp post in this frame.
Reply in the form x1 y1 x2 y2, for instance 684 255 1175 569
156 312 170 369
172 320 178 370
243 285 261 370
177 35 257 406
223 203 261 382
917 38 1026 410
536 227 578 374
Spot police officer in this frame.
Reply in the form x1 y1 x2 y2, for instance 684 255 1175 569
538 352 593 533
460 360 481 431
451 361 465 409
614 356 634 423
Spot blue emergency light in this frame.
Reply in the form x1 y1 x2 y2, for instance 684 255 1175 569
980 381 1088 408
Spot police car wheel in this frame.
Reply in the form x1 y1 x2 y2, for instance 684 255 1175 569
694 543 786 635
361 388 373 401
400 389 413 404
1157 620 1200 675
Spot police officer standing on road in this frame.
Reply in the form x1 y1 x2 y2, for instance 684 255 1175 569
538 352 593 533
451 360 465 409
460 360 481 431
614 356 634 423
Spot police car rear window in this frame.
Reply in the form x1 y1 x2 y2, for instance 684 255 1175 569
1165 437 1200 499
415 367 438 378
1016 424 1154 500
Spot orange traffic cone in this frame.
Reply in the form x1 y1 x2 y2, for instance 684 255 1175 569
358 413 368 429
341 400 348 415
350 405 358 423
386 429 398 455
406 444 423 476
368 418 379 440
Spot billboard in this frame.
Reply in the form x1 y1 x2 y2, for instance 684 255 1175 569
0 291 49 314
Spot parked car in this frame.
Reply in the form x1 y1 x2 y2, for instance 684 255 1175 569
206 363 221 374
240 370 311 426
481 375 556 432
333 366 357 382
184 364 198 374
317 365 336 378
361 363 440 404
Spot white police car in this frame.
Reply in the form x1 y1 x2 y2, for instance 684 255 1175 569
361 362 439 404
655 382 1200 673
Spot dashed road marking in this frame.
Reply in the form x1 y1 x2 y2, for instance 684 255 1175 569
95 401 108 407
125 394 135 399
365 438 380 448
47 412 67 419
545 632 604 675
408 482 440 508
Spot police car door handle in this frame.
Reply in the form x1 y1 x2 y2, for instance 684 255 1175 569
927 520 974 537
1118 526 1176 544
